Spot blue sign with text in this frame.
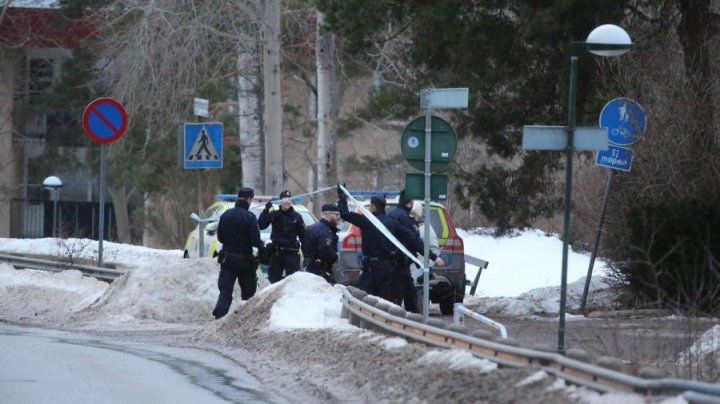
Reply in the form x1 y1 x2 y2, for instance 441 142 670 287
183 123 223 169
596 144 633 172
599 98 647 146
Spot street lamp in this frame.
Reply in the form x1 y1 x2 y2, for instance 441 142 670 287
43 175 63 238
558 24 631 354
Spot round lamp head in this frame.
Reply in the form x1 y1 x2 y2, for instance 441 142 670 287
586 24 632 57
42 175 63 190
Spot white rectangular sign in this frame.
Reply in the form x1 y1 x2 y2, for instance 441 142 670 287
522 125 608 151
193 97 209 117
420 88 469 109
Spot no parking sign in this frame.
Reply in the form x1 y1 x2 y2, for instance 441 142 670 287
82 98 128 143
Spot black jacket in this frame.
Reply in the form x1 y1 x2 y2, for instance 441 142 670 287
339 197 431 260
388 205 420 238
302 218 339 265
217 200 262 255
258 206 305 249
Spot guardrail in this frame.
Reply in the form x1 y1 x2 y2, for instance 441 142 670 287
0 253 125 282
340 286 720 402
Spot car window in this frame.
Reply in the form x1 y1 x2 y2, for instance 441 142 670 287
204 203 227 219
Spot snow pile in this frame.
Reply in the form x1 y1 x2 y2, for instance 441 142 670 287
460 228 610 298
417 349 497 372
267 272 356 331
75 257 219 323
469 276 617 317
200 272 357 342
677 325 720 382
0 237 182 268
0 264 107 322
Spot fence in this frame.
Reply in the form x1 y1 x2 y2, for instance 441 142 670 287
10 199 116 240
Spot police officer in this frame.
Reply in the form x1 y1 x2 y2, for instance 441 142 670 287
337 186 434 302
258 190 306 283
302 203 341 284
389 190 428 312
212 187 263 319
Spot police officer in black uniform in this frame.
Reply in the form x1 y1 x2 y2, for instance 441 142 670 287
212 187 263 319
337 186 432 301
389 190 421 312
258 190 306 283
302 203 341 284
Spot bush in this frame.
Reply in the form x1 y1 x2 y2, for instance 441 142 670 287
613 196 720 315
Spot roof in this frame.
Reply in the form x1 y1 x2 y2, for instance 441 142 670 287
0 3 95 48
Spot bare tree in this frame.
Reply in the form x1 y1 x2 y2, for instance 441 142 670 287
263 0 283 195
315 9 337 204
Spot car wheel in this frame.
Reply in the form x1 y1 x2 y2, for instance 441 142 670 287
183 250 189 259
439 294 454 315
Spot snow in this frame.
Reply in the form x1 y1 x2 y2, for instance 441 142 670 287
8 0 59 8
417 349 497 372
266 272 355 331
0 231 715 401
460 228 610 298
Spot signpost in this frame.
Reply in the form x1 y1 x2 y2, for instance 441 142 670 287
405 88 467 321
580 98 647 311
178 111 224 258
82 98 128 267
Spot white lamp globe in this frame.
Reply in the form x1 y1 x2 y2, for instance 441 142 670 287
586 24 632 57
42 175 63 190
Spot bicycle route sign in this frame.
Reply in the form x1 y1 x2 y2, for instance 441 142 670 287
596 98 647 171
82 98 128 144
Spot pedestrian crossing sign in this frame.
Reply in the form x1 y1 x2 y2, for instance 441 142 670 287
180 122 223 169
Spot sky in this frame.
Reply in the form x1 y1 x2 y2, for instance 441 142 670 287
0 230 717 392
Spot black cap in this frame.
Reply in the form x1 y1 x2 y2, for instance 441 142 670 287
279 190 291 198
237 187 254 199
370 195 386 209
321 203 339 213
399 189 411 206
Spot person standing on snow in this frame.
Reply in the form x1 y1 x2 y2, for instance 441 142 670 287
212 187 263 319
302 203 341 284
258 190 306 283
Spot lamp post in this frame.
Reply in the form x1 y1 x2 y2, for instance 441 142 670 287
558 24 631 354
42 175 63 238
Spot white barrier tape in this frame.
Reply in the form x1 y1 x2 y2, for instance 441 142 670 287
266 185 338 203
339 184 425 268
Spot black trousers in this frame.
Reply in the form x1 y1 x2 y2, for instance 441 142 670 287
268 249 300 284
212 255 257 319
359 260 393 302
393 265 419 313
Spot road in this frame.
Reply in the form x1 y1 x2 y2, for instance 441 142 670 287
0 324 283 404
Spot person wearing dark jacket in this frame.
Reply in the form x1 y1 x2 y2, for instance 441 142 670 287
302 203 341 284
212 187 263 319
388 190 432 312
258 190 306 283
337 186 437 301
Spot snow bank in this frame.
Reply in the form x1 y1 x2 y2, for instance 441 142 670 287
417 349 497 372
267 272 356 331
0 263 107 322
460 228 610 298
75 257 220 323
678 325 720 382
0 237 182 268
468 276 617 317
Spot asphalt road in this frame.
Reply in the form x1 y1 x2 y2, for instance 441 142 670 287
0 324 283 404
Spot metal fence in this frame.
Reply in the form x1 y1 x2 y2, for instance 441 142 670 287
10 199 116 240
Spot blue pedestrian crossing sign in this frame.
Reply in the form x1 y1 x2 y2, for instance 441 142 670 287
182 123 223 169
